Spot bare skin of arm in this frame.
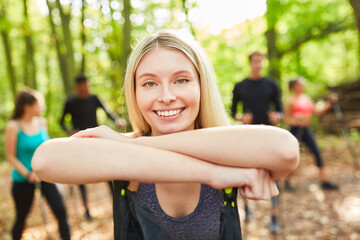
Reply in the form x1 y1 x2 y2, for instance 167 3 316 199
313 94 337 116
284 94 337 126
5 121 40 183
66 125 299 179
132 126 299 179
33 136 281 200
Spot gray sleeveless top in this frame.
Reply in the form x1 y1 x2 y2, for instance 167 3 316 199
137 183 223 240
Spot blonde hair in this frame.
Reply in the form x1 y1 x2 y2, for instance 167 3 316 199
124 31 229 134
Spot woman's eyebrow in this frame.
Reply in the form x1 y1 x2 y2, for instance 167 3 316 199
137 73 157 80
172 70 194 76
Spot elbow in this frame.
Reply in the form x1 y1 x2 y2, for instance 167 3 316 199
279 130 300 173
32 140 55 180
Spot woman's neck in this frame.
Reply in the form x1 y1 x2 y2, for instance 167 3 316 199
293 92 303 97
20 114 35 123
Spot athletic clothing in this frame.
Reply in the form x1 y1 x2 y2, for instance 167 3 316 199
290 127 324 167
60 94 116 131
10 121 70 240
231 77 282 214
12 182 70 240
291 94 314 118
231 77 282 124
12 127 49 182
137 183 223 240
288 94 324 167
60 94 116 199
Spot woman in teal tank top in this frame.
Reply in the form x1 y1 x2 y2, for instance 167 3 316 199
4 88 71 240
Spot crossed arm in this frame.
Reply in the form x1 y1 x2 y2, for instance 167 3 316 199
32 125 299 199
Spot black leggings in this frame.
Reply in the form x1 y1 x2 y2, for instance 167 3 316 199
11 181 71 240
289 127 324 167
78 181 113 210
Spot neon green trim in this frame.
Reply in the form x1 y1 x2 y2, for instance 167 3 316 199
232 201 235 207
121 189 125 196
224 188 232 194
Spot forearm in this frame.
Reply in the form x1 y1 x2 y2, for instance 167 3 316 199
59 118 68 132
7 156 31 177
132 125 299 179
32 138 214 185
314 102 332 116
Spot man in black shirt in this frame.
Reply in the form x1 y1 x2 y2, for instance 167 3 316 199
60 75 126 220
231 51 283 233
231 52 282 125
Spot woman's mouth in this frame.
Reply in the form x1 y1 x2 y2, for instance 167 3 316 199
155 108 185 117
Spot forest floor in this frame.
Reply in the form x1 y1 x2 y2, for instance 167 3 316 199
0 135 359 240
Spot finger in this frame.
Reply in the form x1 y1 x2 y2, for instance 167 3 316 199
266 171 276 200
244 185 261 200
71 130 98 138
270 180 279 197
262 173 271 201
238 187 247 198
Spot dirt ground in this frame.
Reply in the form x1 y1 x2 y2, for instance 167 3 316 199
0 135 359 240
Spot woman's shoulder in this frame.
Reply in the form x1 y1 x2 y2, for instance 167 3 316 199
6 120 18 131
36 117 47 128
4 120 19 139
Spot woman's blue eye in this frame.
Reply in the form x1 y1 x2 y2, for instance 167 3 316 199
176 79 189 84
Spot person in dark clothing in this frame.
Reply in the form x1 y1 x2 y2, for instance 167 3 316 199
231 51 283 234
60 75 126 220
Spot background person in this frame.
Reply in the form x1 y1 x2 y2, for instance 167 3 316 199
4 88 71 240
284 77 339 190
60 74 126 220
231 51 283 233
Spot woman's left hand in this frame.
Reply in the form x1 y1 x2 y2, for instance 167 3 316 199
211 167 279 201
71 125 127 142
328 93 338 104
237 168 279 200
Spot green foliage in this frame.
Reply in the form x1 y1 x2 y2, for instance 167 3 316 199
0 0 360 163
350 128 360 142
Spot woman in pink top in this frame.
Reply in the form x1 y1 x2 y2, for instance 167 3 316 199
284 77 338 191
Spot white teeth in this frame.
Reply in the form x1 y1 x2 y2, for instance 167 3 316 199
157 109 182 117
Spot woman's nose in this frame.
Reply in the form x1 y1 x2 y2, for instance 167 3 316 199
157 88 176 104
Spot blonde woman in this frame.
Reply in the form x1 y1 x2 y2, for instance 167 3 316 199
33 31 299 239
4 88 70 240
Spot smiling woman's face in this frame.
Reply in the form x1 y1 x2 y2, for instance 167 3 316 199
135 48 201 136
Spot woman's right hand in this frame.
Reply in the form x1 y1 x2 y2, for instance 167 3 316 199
211 167 279 201
28 172 41 183
71 125 128 142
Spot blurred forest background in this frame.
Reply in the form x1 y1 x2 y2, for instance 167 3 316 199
0 0 359 144
1 0 360 239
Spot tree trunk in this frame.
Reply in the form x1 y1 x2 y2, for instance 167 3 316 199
265 0 281 81
55 0 76 84
349 0 360 73
120 0 132 131
181 0 196 37
122 0 131 73
46 0 73 96
80 0 86 74
1 30 17 99
23 0 37 89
